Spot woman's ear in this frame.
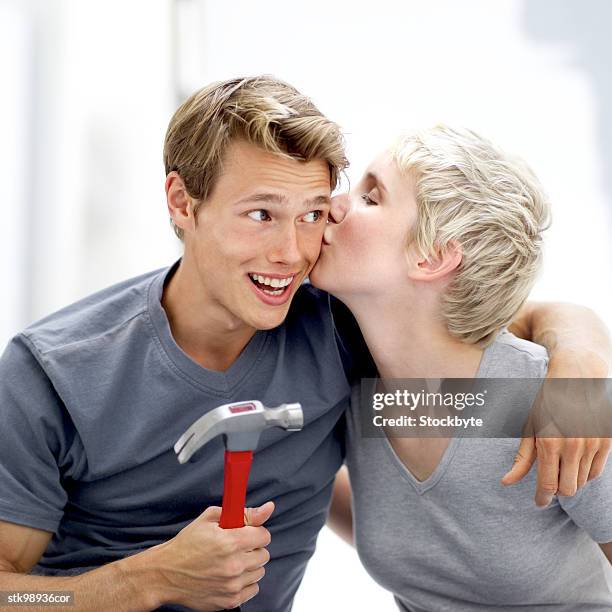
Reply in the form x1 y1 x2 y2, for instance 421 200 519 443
407 239 463 282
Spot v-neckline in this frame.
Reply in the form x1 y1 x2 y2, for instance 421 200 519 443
373 337 496 494
381 435 461 495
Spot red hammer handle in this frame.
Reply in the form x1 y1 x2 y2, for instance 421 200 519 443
219 450 253 529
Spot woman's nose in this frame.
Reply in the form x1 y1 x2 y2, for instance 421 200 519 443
329 193 350 224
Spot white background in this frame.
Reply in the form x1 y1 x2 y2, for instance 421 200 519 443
1 1 611 609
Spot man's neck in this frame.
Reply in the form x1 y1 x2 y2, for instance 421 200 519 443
161 260 257 372
343 290 484 380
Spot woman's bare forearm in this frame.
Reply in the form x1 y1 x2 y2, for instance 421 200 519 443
327 465 354 546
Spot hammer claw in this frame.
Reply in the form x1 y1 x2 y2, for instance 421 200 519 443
174 401 304 522
173 432 194 463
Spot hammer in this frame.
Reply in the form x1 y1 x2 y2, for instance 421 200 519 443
174 400 303 528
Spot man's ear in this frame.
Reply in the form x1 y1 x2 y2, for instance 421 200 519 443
407 239 463 282
166 171 196 234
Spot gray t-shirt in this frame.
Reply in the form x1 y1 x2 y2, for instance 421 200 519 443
0 261 351 612
346 331 612 611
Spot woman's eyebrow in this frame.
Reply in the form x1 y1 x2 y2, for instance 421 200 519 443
365 171 388 195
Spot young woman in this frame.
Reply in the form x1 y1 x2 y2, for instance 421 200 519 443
310 125 612 610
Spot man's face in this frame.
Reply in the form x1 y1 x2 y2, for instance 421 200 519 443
184 140 331 331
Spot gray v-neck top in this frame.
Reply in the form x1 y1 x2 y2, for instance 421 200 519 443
346 331 612 610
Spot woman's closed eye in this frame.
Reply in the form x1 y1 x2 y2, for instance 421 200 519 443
361 193 378 206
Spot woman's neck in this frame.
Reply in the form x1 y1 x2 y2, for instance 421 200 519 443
343 290 484 380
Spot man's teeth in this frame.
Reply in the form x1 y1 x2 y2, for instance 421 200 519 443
249 274 294 290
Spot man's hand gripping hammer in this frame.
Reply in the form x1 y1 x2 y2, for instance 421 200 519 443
174 400 303 528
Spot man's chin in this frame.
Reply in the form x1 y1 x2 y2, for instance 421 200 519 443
248 303 293 331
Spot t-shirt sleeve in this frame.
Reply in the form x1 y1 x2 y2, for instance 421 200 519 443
0 335 71 533
558 463 612 543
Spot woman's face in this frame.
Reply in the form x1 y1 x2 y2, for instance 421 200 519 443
310 150 418 301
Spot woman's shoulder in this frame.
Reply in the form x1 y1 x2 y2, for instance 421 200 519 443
483 329 549 378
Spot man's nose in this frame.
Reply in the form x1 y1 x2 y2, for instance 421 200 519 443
267 222 303 267
329 193 350 224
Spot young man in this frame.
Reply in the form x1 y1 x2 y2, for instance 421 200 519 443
0 77 609 612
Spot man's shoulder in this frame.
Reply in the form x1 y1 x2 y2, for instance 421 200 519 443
22 265 168 356
285 282 333 326
288 284 374 380
286 283 359 344
291 281 329 308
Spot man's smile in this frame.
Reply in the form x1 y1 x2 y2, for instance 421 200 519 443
247 272 298 304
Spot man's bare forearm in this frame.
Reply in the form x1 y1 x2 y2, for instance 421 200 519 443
0 546 162 612
510 301 612 375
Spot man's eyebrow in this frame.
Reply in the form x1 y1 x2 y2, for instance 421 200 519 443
365 171 388 195
233 193 331 207
306 195 332 207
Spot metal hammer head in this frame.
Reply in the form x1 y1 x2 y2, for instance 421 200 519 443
174 400 303 464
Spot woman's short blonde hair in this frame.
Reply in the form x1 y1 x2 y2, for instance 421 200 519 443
392 125 551 347
164 75 348 240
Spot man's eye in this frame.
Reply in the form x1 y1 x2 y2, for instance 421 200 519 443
361 194 378 206
303 210 324 223
247 210 271 222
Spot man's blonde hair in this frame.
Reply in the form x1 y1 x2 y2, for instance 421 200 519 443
164 75 348 240
392 125 551 347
